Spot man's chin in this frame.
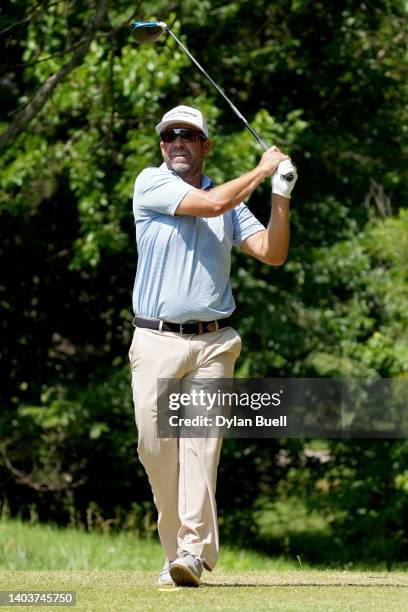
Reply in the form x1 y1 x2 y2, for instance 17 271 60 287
168 160 191 175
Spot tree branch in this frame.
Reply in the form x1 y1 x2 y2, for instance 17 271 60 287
1 38 85 69
0 0 110 150
0 447 87 492
0 0 64 36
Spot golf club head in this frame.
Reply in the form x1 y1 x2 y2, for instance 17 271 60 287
130 21 167 44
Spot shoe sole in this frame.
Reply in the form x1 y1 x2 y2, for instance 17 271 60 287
157 580 175 587
170 562 200 587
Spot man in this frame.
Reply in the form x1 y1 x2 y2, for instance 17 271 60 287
129 105 297 587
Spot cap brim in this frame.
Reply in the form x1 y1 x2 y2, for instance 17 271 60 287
155 120 208 137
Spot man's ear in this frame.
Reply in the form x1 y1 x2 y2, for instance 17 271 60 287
202 139 212 157
160 141 165 158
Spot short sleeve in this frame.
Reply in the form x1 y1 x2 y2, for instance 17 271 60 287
232 203 265 247
133 167 194 217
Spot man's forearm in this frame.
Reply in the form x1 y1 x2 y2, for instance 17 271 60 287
205 166 267 214
262 194 290 264
176 146 289 218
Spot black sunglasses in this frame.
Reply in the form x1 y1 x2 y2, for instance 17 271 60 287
160 128 206 143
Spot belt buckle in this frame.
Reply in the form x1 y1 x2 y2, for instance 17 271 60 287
180 322 202 335
180 323 192 335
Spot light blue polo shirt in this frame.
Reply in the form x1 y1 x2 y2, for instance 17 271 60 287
132 163 265 323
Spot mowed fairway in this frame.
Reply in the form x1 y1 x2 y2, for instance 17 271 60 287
1 521 407 610
1 570 407 611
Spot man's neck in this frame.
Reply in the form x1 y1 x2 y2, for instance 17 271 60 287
163 162 203 189
175 169 202 189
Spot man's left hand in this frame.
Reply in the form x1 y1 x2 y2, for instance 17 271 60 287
271 160 298 198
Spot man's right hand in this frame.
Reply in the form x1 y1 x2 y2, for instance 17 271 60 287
258 146 289 178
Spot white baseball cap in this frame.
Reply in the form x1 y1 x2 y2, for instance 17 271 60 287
155 105 209 138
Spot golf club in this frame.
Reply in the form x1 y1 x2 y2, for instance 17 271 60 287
130 20 295 182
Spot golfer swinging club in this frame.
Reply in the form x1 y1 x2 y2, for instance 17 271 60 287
129 105 298 587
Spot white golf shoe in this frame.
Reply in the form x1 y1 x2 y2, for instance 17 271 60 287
169 551 203 587
158 559 175 586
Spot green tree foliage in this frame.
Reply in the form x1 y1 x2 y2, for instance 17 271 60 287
282 211 408 564
312 439 408 567
0 0 407 560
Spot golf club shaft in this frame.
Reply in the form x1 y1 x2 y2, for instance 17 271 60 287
165 26 294 181
165 26 269 151
131 21 294 181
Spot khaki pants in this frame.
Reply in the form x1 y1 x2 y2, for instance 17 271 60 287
128 326 241 570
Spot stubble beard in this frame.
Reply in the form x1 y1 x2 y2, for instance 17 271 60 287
168 159 192 177
165 147 202 180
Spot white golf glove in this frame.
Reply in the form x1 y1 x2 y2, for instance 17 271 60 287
271 160 298 198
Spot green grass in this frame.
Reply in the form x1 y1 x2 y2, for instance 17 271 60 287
1 519 408 610
0 518 303 571
1 570 408 611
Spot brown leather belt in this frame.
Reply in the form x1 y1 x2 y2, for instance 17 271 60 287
133 316 232 335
